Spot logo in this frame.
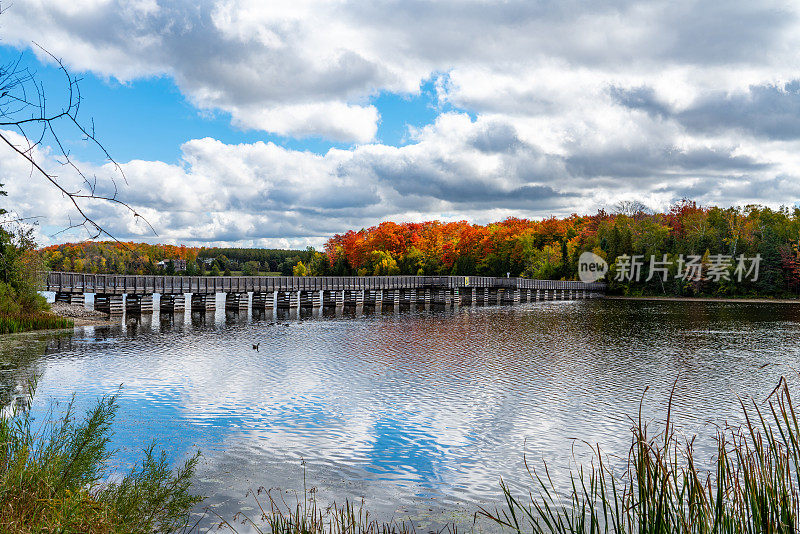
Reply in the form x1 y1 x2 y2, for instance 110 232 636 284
578 251 608 283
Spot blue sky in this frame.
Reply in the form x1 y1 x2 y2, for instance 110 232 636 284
0 45 460 165
0 1 798 247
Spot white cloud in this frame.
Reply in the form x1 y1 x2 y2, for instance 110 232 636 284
5 107 798 247
3 1 800 245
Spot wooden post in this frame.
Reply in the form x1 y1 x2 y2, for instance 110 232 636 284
125 294 153 314
56 292 85 307
225 293 248 312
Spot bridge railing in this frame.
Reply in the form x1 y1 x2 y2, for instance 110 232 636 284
43 271 606 294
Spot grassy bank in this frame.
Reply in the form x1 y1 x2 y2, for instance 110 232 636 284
0 312 73 334
0 388 201 533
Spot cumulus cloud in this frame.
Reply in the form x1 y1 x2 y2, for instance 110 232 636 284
3 0 800 246
6 108 795 247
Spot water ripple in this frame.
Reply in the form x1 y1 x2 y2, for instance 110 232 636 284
5 299 800 528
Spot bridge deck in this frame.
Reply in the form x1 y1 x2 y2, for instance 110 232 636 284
45 272 606 295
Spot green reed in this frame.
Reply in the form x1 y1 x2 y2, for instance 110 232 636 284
0 312 73 334
478 377 800 533
212 476 430 534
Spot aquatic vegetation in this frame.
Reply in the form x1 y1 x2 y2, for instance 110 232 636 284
214 482 430 534
0 387 201 533
0 312 72 334
479 378 800 533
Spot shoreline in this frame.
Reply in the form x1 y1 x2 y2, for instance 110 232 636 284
48 301 119 328
603 295 800 304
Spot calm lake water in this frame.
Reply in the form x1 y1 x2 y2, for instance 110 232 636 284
3 298 799 531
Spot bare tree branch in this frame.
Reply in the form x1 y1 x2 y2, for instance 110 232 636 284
0 37 156 244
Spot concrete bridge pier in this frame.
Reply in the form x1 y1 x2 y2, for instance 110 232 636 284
55 292 85 307
311 290 322 308
95 294 123 315
191 293 216 312
160 294 185 314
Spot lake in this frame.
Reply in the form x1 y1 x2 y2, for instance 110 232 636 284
2 298 799 531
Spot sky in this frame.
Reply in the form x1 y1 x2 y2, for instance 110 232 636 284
1 0 799 249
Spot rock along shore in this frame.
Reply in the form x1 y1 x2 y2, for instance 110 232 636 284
49 302 118 327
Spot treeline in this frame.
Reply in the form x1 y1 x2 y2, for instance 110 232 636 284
41 242 198 274
40 242 311 276
322 201 800 297
197 248 303 274
38 200 800 297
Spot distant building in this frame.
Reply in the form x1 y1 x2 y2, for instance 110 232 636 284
157 259 187 271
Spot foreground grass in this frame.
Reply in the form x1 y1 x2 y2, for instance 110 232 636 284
0 388 201 533
7 377 800 533
478 378 800 533
215 487 425 534
0 312 73 334
224 378 800 534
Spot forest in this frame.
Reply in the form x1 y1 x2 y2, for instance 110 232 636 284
39 201 800 297
322 200 800 297
39 242 313 277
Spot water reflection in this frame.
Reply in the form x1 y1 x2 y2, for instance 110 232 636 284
2 299 799 529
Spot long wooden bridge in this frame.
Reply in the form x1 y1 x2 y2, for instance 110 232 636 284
45 271 606 316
